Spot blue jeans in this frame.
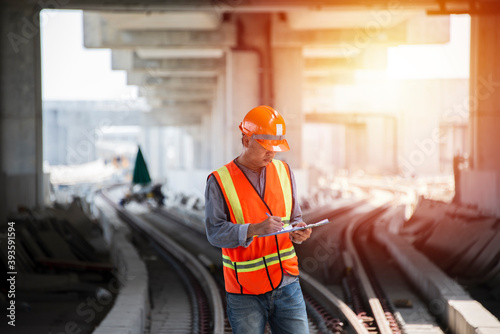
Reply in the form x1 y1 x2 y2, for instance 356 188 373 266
226 280 309 334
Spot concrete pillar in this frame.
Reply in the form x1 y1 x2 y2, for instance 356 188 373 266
210 72 227 168
185 125 202 169
226 50 260 160
158 126 167 182
272 47 304 169
151 126 161 181
200 114 211 169
181 128 194 170
221 14 273 164
141 125 154 180
1 6 43 222
345 123 367 171
461 14 500 216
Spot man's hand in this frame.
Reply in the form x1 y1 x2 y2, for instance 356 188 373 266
247 215 283 237
289 222 311 243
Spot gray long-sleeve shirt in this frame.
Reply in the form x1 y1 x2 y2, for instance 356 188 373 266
204 159 303 249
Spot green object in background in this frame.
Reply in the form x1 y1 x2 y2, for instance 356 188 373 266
132 147 151 185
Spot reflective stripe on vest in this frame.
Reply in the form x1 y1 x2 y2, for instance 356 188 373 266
272 160 292 221
215 165 245 225
215 159 292 225
222 246 296 272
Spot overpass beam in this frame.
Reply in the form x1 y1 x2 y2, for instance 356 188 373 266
140 89 214 105
127 72 217 88
84 12 236 49
274 11 449 47
112 50 223 71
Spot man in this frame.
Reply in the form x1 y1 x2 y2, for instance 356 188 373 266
204 105 311 334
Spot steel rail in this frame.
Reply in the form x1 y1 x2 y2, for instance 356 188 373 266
297 199 377 333
99 189 225 334
344 201 397 334
136 188 380 333
153 194 371 333
300 271 371 334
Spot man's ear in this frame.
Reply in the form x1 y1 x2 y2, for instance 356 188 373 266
242 135 250 148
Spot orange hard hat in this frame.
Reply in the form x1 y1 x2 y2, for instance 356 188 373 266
239 105 290 152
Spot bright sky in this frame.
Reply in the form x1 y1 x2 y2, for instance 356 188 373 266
41 10 470 101
41 10 137 100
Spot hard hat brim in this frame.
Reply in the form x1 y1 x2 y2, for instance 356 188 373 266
255 139 290 152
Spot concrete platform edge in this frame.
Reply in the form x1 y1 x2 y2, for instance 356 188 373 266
374 229 500 334
92 203 149 334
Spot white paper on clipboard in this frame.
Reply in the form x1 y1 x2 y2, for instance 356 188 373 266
257 219 331 237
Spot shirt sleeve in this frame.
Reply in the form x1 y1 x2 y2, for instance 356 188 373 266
204 175 254 248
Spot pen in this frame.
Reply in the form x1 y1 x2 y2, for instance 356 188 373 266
267 212 298 228
267 212 286 230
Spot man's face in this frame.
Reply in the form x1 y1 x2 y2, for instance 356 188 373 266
245 137 276 169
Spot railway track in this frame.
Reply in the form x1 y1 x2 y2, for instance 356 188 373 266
100 188 225 334
147 201 352 334
100 187 352 333
296 181 445 334
100 185 443 334
334 192 443 334
297 198 394 334
100 186 377 333
344 201 401 334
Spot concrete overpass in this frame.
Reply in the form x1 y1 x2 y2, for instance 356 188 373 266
2 0 500 223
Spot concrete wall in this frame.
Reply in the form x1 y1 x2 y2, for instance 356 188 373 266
461 14 500 217
460 170 500 217
1 6 43 222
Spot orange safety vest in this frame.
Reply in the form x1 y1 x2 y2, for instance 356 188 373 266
210 159 299 295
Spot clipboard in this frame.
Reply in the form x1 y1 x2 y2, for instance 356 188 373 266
257 219 331 237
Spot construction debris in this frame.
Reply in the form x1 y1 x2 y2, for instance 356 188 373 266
0 197 116 334
400 198 500 312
